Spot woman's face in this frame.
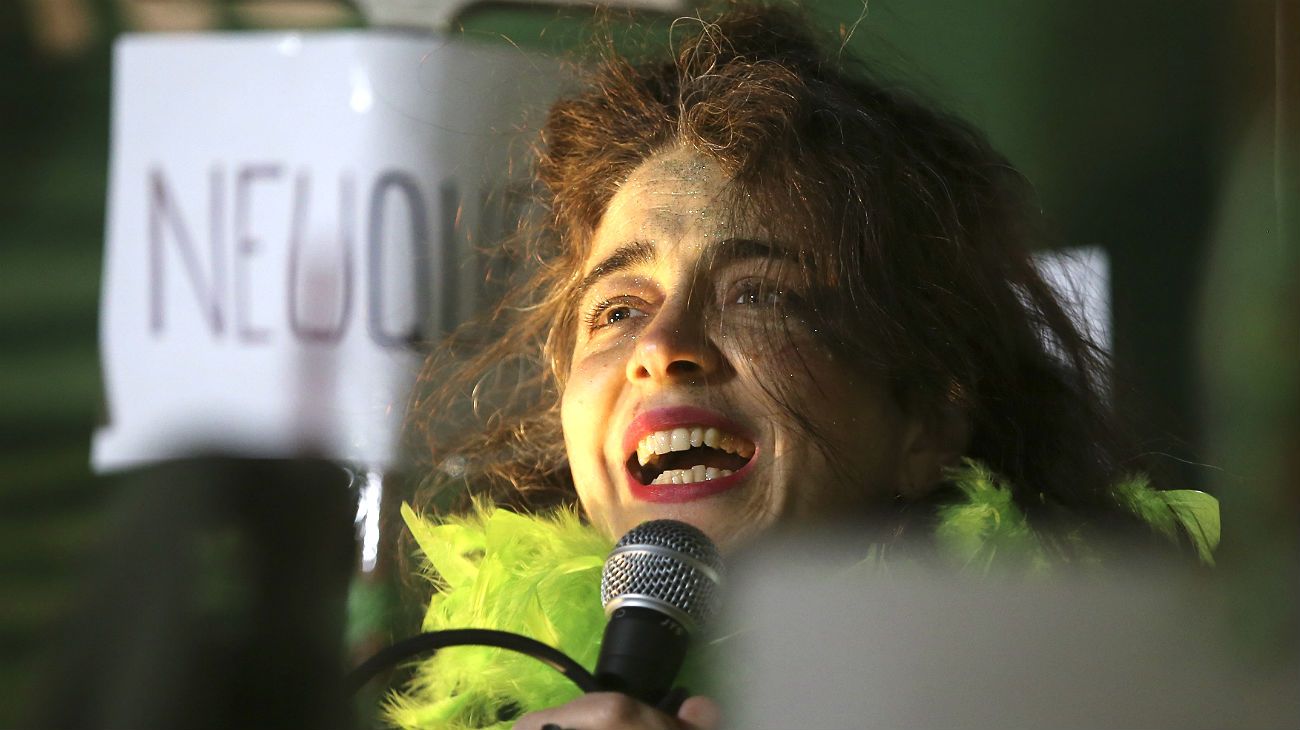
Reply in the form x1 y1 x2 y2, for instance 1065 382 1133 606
560 147 928 549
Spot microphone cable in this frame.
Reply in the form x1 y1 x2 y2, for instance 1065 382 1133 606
346 628 599 695
349 518 720 718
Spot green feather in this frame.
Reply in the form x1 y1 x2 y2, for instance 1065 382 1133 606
933 461 1221 571
386 502 611 730
934 460 1051 574
1111 477 1221 566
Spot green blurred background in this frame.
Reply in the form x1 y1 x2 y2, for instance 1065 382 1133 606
0 0 1292 726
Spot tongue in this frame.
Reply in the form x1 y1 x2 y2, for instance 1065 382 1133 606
658 446 748 472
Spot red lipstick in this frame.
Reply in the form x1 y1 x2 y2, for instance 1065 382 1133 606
623 406 758 503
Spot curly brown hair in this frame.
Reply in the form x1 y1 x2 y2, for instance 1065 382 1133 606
406 2 1139 544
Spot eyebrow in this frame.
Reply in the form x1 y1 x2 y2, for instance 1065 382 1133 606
577 240 656 299
576 237 799 299
706 237 800 268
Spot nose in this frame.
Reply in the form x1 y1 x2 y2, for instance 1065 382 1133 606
626 299 722 383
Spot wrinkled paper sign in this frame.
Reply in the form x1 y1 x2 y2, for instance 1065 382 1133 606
95 31 557 471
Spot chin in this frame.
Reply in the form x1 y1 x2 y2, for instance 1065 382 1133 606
580 469 771 550
620 500 763 553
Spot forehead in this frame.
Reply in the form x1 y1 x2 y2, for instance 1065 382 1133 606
587 147 742 267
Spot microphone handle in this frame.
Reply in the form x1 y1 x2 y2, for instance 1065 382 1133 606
593 606 690 705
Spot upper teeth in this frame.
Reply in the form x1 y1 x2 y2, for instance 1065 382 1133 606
635 426 755 467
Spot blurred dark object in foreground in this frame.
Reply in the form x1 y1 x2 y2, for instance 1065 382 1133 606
27 456 356 730
1198 0 1300 664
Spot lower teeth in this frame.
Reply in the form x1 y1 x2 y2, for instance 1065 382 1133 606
649 466 735 485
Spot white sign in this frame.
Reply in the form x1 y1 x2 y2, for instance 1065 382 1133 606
1036 246 1111 357
355 0 686 32
94 31 559 472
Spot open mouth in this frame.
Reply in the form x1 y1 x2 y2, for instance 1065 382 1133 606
626 425 756 486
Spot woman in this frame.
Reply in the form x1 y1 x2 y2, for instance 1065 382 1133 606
387 4 1218 729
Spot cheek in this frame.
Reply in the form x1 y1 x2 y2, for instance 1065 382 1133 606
752 341 904 490
560 345 631 464
826 382 909 495
562 361 606 424
727 330 841 402
559 375 609 517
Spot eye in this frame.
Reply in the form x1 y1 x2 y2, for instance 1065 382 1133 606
585 297 648 332
731 279 791 307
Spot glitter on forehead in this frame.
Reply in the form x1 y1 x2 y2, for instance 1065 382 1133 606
586 146 774 285
627 146 726 194
607 149 735 242
645 148 715 180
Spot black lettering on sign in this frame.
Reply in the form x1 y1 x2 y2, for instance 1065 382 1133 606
233 164 281 344
148 165 226 336
287 171 354 344
476 182 528 309
143 164 464 350
439 179 459 338
367 171 430 348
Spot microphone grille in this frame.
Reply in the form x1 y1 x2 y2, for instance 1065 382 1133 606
600 520 723 632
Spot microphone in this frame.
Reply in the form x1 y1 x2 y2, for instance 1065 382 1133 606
595 520 724 707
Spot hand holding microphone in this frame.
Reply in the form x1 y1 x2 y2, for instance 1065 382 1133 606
517 519 725 730
595 519 724 705
521 693 722 730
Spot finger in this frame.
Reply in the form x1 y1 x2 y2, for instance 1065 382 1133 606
514 692 676 730
676 696 722 730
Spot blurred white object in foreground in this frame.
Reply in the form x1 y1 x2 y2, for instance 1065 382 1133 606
720 535 1298 730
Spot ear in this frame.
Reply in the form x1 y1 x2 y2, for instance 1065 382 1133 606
896 405 970 499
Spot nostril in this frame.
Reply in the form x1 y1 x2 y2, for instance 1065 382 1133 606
628 327 719 381
665 360 703 376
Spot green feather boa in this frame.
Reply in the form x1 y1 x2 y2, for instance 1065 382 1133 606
384 462 1219 730
385 503 610 729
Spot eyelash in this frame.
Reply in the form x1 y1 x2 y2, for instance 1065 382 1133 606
582 279 806 333
583 297 646 332
730 278 788 307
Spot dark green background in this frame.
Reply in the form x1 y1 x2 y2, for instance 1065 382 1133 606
0 1 1285 726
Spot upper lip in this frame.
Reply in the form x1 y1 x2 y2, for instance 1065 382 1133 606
621 405 755 460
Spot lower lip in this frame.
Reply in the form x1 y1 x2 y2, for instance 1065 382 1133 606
626 454 757 503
